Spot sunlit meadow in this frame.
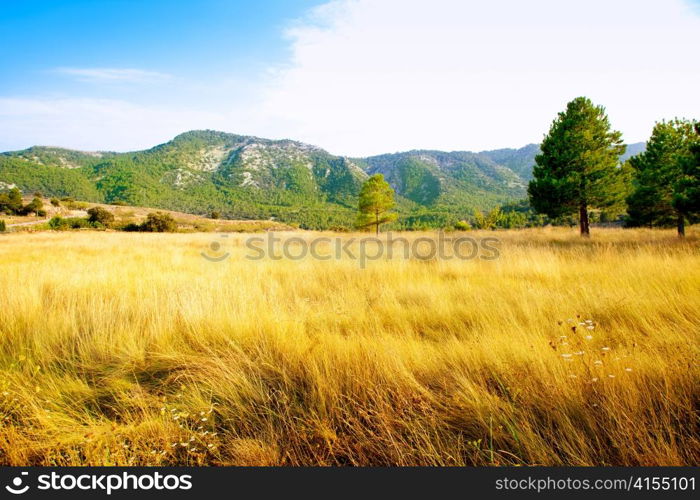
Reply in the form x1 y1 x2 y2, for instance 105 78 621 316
0 227 698 466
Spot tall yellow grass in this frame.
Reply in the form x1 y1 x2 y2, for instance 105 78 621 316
0 227 698 465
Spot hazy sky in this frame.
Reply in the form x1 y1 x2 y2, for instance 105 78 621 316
1 0 699 155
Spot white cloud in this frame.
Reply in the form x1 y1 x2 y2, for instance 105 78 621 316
54 67 172 83
1 1 699 155
260 0 700 155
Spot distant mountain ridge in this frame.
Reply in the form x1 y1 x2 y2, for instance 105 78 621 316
0 130 645 229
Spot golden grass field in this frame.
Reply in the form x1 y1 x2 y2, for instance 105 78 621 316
0 227 698 466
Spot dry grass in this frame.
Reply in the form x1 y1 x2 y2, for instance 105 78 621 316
0 227 698 466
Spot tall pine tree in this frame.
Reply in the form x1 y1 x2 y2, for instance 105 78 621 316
528 97 627 236
673 123 700 227
627 119 699 236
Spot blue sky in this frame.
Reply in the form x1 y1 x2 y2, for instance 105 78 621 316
0 1 318 101
1 0 699 155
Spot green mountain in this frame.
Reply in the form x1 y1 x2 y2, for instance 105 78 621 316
0 130 645 229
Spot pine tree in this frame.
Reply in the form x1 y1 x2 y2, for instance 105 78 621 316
528 97 627 236
672 123 700 235
627 119 699 236
357 174 397 235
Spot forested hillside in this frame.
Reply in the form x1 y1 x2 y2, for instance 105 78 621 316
0 130 644 229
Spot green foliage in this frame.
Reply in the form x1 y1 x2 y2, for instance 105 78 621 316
50 198 60 207
673 123 700 220
479 144 541 180
0 156 101 200
627 119 699 235
64 200 89 210
141 212 178 233
0 219 5 232
120 222 143 232
528 97 627 236
356 174 398 234
363 150 526 212
21 197 44 216
454 220 472 231
0 187 24 214
471 208 527 230
87 206 115 227
0 129 644 231
48 216 93 230
48 216 63 230
392 158 441 205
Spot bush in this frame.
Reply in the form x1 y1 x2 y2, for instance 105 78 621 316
48 216 65 230
121 223 143 232
63 199 89 210
454 220 472 231
48 216 95 230
74 201 90 210
0 188 24 215
21 197 44 216
0 220 6 232
36 209 47 217
141 212 178 233
87 207 115 226
50 198 60 207
210 211 221 219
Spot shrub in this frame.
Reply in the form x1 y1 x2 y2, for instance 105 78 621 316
210 211 221 219
50 198 60 207
454 220 472 231
141 212 177 233
36 209 47 217
0 220 6 232
121 223 143 232
63 199 89 210
0 188 24 215
87 207 115 227
21 197 44 216
48 216 94 230
48 216 65 230
67 218 92 229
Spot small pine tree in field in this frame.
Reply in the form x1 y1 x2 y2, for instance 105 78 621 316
356 174 397 235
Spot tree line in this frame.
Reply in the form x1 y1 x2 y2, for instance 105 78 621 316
528 97 699 237
358 97 699 237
